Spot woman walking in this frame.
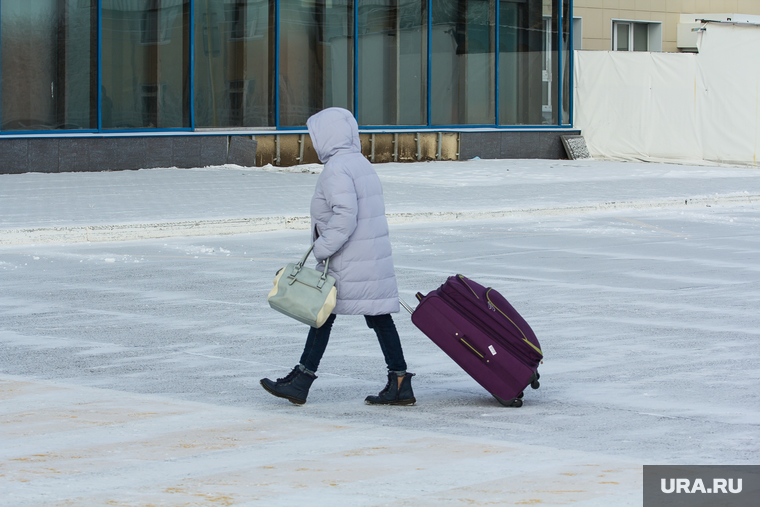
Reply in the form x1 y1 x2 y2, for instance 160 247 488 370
260 107 415 406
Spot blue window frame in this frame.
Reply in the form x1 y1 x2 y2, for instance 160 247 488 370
0 0 572 134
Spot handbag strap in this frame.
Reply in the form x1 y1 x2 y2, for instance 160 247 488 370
290 244 331 288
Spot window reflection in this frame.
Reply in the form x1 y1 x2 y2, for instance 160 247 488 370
431 0 495 126
0 0 96 131
279 0 353 127
101 0 190 129
194 0 275 127
0 0 571 131
498 0 552 125
358 0 427 126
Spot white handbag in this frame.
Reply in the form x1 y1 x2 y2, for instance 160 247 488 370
267 244 337 328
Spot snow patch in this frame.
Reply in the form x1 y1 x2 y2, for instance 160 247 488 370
257 163 324 174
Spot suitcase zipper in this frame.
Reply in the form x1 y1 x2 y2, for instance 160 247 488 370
449 277 541 357
457 274 480 299
437 287 539 366
485 289 543 356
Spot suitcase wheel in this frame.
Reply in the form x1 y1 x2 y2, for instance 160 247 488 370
493 395 523 408
530 371 541 390
518 391 524 399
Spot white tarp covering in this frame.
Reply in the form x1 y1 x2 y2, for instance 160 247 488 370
574 22 760 167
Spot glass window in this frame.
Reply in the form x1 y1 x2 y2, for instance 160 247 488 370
1 1 96 131
101 0 190 129
194 0 275 128
633 22 648 51
358 0 427 126
614 21 649 52
279 0 353 127
431 0 495 126
498 0 550 125
0 0 572 133
615 22 629 51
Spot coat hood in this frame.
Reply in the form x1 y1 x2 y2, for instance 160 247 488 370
306 108 362 163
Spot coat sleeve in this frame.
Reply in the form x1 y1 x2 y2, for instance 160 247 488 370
312 169 358 262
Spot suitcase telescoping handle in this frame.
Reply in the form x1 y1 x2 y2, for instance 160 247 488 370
400 293 425 315
399 297 414 315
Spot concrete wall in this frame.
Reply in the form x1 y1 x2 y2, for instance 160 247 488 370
459 131 577 160
0 136 257 174
0 130 576 174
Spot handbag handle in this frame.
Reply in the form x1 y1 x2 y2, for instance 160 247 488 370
289 244 331 289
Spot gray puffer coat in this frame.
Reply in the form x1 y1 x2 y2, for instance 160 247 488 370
307 107 400 316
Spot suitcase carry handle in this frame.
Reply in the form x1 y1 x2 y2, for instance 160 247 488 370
456 333 489 363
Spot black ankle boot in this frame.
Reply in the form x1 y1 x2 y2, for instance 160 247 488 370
260 365 317 405
365 372 416 405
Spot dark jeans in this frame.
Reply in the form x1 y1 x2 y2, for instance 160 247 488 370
299 314 408 374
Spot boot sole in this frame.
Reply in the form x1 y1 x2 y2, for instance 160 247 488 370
365 397 416 406
260 380 306 405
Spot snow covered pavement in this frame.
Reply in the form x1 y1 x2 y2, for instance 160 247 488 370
2 377 642 506
2 159 758 244
1 160 759 505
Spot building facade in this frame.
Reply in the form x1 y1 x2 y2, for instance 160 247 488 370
0 0 577 172
573 0 760 52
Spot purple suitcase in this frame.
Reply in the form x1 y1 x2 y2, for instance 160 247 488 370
407 274 542 407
